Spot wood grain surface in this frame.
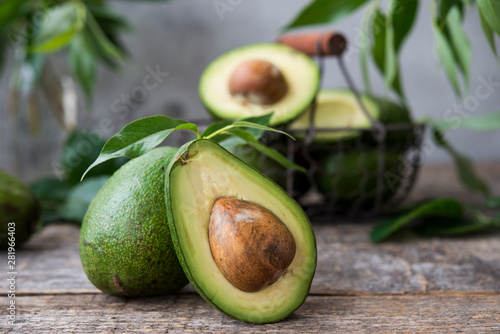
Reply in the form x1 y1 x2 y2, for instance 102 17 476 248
1 163 499 332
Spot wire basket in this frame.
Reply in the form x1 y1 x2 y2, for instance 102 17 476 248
273 31 426 219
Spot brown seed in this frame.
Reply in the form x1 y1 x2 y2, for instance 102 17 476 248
208 198 296 292
228 59 288 105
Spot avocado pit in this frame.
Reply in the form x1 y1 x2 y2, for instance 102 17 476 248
208 197 296 292
228 59 288 105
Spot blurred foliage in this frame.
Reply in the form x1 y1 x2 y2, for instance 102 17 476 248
286 0 500 100
0 0 168 132
371 198 500 243
31 128 126 225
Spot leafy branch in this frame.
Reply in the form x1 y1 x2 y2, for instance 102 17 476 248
82 113 305 180
285 0 500 99
0 0 168 132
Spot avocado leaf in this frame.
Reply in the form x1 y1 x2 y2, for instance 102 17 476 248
30 2 87 54
31 177 71 225
486 196 500 208
477 0 500 36
63 129 123 186
223 128 306 172
57 176 109 223
81 116 199 180
370 198 464 243
284 0 371 30
82 114 297 180
201 113 273 140
429 111 500 132
432 129 490 197
414 216 494 236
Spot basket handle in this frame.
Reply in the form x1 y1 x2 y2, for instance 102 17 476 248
276 32 347 57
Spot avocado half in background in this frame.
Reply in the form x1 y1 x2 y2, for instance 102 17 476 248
287 89 412 145
287 90 413 209
0 169 40 249
199 43 320 126
79 147 189 297
166 139 317 323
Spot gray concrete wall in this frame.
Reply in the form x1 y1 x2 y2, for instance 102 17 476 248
1 0 499 181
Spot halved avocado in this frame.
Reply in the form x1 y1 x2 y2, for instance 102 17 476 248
166 139 317 323
79 147 188 297
287 89 412 143
199 43 320 126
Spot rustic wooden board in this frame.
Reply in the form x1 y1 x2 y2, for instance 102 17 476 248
2 294 500 333
2 220 499 296
1 163 499 333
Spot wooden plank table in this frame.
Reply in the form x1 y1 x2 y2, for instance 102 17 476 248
1 164 500 333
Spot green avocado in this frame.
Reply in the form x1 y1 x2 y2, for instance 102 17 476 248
287 89 412 144
165 139 317 323
0 169 40 248
314 150 404 209
199 43 320 126
79 147 188 297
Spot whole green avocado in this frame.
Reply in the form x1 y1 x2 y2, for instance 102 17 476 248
79 146 188 297
0 169 40 249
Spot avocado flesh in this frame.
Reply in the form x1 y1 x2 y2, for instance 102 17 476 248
0 169 40 248
167 139 317 323
288 90 379 142
79 147 188 297
199 43 320 126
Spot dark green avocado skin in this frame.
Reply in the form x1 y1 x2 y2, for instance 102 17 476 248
79 147 188 297
0 169 40 249
314 150 403 209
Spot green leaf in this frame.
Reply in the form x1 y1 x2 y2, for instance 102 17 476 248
372 10 387 76
0 0 29 32
82 116 199 180
486 196 500 208
478 6 497 57
0 35 7 75
371 9 405 97
384 8 397 89
438 0 463 25
430 111 500 131
285 0 371 29
225 128 306 172
201 120 233 138
30 2 87 53
86 10 125 61
432 129 490 196
370 198 464 243
57 176 109 222
62 129 124 186
360 0 379 93
86 3 132 32
431 16 462 95
446 7 471 85
391 0 419 51
477 0 500 36
69 31 97 101
203 120 293 141
31 177 71 225
201 113 273 139
230 121 293 138
85 2 131 69
414 216 493 236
